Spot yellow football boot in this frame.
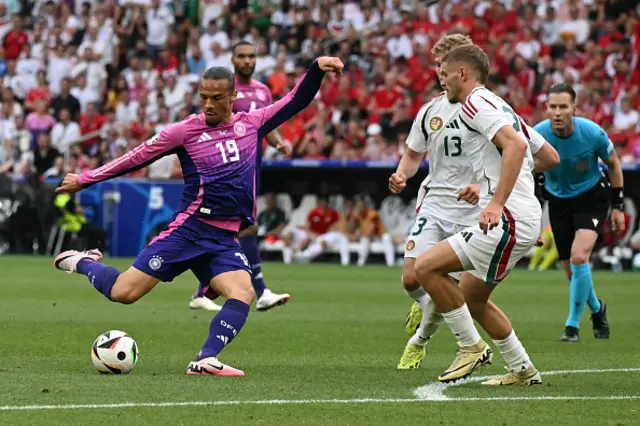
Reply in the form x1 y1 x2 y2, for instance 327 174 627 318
482 365 542 386
438 341 493 383
397 343 426 370
404 302 422 336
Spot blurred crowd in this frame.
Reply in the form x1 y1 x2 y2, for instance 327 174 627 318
0 0 639 185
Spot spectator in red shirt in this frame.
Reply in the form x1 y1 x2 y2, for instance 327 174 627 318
131 106 155 140
486 2 517 42
406 47 436 94
79 103 106 151
25 70 51 112
375 72 404 126
289 195 350 265
3 15 28 61
302 142 327 160
155 48 178 76
513 55 537 99
306 196 341 237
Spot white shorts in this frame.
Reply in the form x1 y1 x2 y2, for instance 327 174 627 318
448 210 541 284
405 213 473 281
404 213 469 259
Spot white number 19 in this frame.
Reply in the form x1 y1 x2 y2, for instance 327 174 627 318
216 139 240 164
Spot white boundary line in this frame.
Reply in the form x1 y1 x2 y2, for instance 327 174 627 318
0 367 638 411
413 367 640 401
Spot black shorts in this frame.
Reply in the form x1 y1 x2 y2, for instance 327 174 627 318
546 181 610 261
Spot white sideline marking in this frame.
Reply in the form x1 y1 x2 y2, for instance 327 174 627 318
413 367 640 401
0 368 638 411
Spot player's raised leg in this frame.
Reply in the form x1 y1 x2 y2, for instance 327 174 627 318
414 240 493 383
55 247 166 304
459 274 541 385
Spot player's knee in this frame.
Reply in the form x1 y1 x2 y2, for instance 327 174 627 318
110 285 141 305
414 255 436 281
227 285 255 305
402 270 418 290
569 251 589 265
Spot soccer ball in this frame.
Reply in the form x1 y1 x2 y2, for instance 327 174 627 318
91 330 139 374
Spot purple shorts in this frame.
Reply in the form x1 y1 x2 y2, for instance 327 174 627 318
133 214 251 285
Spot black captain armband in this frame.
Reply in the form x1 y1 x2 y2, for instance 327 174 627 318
611 187 625 211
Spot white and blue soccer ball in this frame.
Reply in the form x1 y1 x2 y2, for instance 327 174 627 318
91 330 138 374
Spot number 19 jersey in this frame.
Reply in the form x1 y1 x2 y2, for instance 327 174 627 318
406 93 480 227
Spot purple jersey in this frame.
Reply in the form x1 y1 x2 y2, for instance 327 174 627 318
77 60 326 232
233 78 272 113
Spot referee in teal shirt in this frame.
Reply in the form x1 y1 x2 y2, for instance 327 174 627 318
534 83 625 343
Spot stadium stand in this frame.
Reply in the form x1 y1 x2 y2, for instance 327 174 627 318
0 0 639 267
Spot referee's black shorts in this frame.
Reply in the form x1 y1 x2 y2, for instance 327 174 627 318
545 180 610 261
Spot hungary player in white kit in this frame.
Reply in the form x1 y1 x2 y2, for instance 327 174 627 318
390 35 559 372
412 44 559 385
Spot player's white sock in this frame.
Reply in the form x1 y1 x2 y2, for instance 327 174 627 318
357 237 371 266
492 330 533 372
337 235 350 266
404 286 430 310
409 298 443 347
442 304 483 348
282 247 293 264
381 233 396 266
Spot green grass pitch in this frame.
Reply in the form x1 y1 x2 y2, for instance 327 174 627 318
0 256 639 425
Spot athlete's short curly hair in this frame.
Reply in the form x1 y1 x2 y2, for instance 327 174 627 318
431 34 473 58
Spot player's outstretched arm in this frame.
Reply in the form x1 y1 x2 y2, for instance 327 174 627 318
57 126 185 194
248 57 343 137
389 147 424 194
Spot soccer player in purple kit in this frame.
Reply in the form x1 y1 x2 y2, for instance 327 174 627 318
52 56 344 376
189 41 292 313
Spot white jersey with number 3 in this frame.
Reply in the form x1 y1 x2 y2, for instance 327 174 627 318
458 87 541 221
406 93 480 226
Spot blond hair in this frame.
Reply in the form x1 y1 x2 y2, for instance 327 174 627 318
442 44 490 84
431 34 473 58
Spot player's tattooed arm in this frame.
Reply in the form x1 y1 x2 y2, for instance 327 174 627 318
389 147 424 193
